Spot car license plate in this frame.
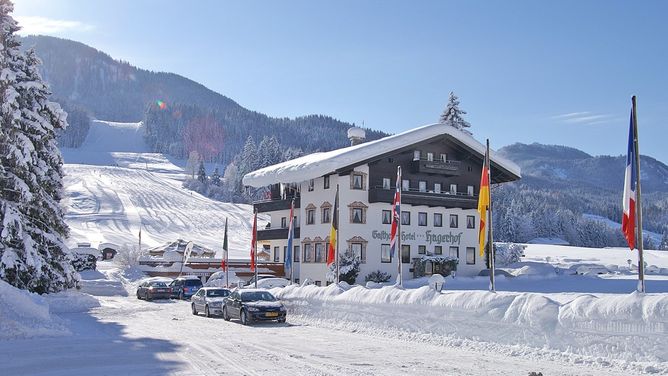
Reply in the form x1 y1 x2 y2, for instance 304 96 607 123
265 312 279 317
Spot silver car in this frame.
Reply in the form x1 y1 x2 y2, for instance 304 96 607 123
191 287 231 317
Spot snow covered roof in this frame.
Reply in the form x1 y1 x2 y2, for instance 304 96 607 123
243 123 521 187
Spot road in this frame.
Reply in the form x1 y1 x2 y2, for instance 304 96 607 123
0 292 636 376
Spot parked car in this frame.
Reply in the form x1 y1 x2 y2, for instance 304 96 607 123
191 287 231 317
169 276 203 299
222 289 286 325
136 280 172 301
244 274 274 288
243 277 290 289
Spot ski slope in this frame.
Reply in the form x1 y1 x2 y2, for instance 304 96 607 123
61 120 254 257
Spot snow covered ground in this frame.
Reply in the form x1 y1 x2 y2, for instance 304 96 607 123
60 120 254 257
1 260 663 375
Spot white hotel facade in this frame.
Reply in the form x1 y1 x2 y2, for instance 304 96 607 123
243 123 521 286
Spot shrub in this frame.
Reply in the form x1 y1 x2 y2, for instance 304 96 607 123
364 270 392 283
71 254 97 272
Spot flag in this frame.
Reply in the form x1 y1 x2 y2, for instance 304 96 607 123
389 168 401 259
327 186 339 266
622 109 637 250
250 212 257 272
477 151 490 256
285 199 294 275
183 241 194 265
221 218 228 269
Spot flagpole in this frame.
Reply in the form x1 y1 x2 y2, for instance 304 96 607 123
335 184 340 284
486 140 496 292
290 198 295 284
397 166 402 287
254 209 258 288
632 96 645 293
224 217 229 288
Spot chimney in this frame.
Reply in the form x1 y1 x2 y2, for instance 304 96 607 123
347 127 366 146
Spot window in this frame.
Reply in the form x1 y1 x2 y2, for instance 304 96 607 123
315 243 325 263
449 184 457 194
440 153 447 162
402 179 410 191
352 173 364 190
418 180 427 192
281 217 287 228
467 185 474 196
381 244 391 263
352 208 363 223
324 175 330 189
382 210 392 224
401 245 411 263
315 281 322 286
306 209 315 225
351 243 365 263
434 213 443 227
382 178 391 190
450 214 458 228
418 245 426 254
273 246 280 262
418 212 427 226
427 152 434 161
308 179 314 191
294 245 300 262
434 183 441 194
322 207 331 224
467 215 476 229
401 211 410 225
449 246 459 258
283 246 287 262
304 243 314 262
294 278 300 284
435 245 442 255
466 247 476 264
413 150 421 161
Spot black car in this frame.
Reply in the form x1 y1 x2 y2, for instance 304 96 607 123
136 280 172 301
169 277 203 300
222 289 286 325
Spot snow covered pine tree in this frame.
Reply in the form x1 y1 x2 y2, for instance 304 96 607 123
439 91 472 131
0 0 78 293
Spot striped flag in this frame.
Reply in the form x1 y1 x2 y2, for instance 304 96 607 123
477 150 490 257
327 186 339 266
250 212 257 272
389 168 401 259
285 199 295 275
622 109 637 250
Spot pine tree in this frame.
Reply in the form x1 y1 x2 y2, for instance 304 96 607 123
439 91 471 130
197 160 207 184
0 0 77 293
211 167 221 186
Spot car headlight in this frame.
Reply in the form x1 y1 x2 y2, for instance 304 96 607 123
246 307 259 312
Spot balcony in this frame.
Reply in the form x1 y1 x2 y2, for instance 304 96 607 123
254 196 301 213
257 227 301 241
410 158 461 176
368 186 478 209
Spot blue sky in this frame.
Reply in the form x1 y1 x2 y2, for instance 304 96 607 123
13 0 668 163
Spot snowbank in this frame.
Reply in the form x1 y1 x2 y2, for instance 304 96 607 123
272 284 667 365
0 280 99 340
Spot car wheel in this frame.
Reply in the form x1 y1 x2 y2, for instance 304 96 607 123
205 305 211 318
240 309 250 326
137 292 142 300
222 306 230 321
179 291 184 300
191 304 198 315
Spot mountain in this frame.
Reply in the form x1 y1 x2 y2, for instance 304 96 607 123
20 35 387 165
494 143 668 247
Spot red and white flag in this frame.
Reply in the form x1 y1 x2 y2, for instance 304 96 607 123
622 109 637 250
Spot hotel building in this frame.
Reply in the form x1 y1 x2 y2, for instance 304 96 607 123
242 123 520 285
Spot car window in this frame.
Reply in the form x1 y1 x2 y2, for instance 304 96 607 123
206 289 230 297
196 290 204 296
150 282 167 287
241 291 276 302
185 279 202 287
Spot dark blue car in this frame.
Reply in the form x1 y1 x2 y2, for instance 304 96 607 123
169 277 203 300
222 289 286 325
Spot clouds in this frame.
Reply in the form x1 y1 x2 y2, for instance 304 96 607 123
15 16 93 35
551 112 619 126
